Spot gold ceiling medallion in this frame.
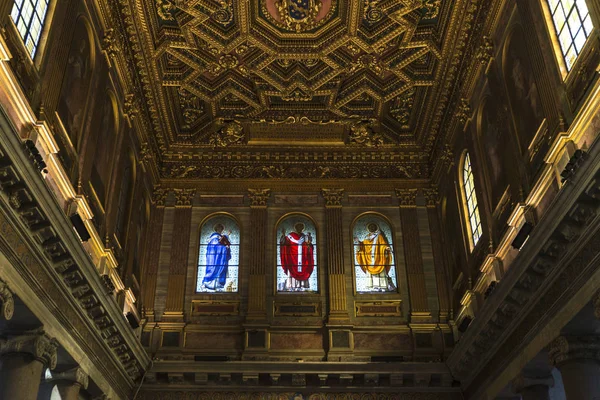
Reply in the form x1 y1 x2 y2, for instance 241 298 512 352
263 0 335 33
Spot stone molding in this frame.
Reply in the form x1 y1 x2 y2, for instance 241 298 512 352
0 116 149 385
447 140 600 386
0 329 58 369
44 366 89 389
321 188 344 207
548 335 600 366
0 279 14 320
247 189 270 207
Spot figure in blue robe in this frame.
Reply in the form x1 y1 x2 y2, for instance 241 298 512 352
202 224 231 291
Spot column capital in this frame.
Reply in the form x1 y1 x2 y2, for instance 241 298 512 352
548 335 600 366
248 188 270 208
44 367 89 389
0 279 14 320
173 188 196 207
423 187 439 206
0 329 58 369
152 186 169 207
512 374 554 393
395 188 417 207
321 188 344 208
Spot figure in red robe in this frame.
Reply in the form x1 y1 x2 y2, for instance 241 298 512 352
279 222 314 291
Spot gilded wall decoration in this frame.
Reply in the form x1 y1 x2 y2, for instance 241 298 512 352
209 120 245 148
348 121 383 147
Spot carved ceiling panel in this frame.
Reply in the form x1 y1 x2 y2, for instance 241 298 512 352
112 0 489 179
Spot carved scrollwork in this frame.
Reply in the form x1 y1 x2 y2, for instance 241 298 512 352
156 0 177 21
213 0 234 26
0 329 58 369
364 0 384 23
395 188 418 206
390 87 416 126
173 188 196 206
152 186 169 206
348 121 383 147
422 0 441 19
209 120 245 148
0 280 14 320
178 89 204 128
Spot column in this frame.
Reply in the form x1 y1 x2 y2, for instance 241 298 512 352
246 189 270 320
396 189 430 322
512 374 554 400
322 189 348 322
164 188 195 320
141 187 167 320
0 329 58 400
549 335 600 400
41 367 88 400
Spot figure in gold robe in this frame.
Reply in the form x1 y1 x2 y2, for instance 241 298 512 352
354 223 395 291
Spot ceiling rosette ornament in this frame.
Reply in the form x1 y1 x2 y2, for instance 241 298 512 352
263 0 336 32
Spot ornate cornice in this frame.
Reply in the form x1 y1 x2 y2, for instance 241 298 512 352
0 279 14 320
322 189 344 208
248 189 271 208
0 329 58 369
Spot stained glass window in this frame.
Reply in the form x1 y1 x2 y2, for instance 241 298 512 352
547 0 593 71
462 152 482 249
11 0 50 58
276 215 318 293
197 215 240 293
353 215 398 293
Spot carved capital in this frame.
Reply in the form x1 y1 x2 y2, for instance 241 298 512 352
152 186 169 207
248 189 270 208
173 188 196 207
512 374 554 393
0 329 58 369
322 188 344 207
44 367 89 389
395 188 417 207
548 335 600 366
0 279 14 320
423 187 439 206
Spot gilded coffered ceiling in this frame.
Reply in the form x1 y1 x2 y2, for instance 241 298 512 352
111 0 493 181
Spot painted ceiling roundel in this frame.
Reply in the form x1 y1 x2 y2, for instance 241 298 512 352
263 0 335 32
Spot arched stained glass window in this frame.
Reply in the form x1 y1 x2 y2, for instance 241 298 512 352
462 152 482 249
353 214 398 293
276 214 318 293
11 0 50 58
547 0 594 71
197 215 240 293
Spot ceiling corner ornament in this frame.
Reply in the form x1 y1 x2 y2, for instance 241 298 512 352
178 89 204 128
476 36 494 65
209 120 245 148
348 121 383 148
263 0 336 32
456 98 472 124
156 0 177 21
422 0 441 20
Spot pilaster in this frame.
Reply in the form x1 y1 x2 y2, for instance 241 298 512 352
396 189 430 322
164 188 195 321
246 189 270 321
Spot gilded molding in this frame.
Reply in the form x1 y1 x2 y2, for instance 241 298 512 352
0 329 58 369
321 188 344 207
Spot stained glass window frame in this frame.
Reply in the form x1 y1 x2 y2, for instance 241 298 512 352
545 0 594 72
275 213 319 294
10 0 51 59
196 213 241 294
461 151 483 250
352 213 399 294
